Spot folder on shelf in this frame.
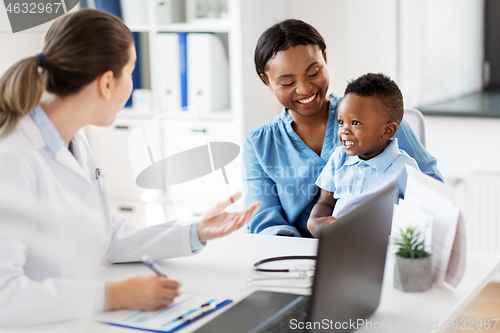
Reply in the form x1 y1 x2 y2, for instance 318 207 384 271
187 33 230 113
125 32 144 108
82 0 123 18
94 293 232 332
158 33 188 111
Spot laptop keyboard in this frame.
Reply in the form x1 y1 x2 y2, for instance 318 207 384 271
257 297 309 333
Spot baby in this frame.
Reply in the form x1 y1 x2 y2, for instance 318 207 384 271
307 73 419 237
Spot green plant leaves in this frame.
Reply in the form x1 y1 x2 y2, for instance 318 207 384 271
392 226 430 259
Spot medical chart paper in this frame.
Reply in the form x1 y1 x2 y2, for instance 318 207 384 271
391 199 433 253
94 293 231 332
403 165 466 288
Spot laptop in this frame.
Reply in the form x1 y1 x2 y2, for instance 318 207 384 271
194 182 396 333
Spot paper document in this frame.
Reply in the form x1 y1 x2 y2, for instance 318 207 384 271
94 293 231 332
392 199 433 253
402 165 466 288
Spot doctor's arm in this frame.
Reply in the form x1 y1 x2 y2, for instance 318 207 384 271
307 189 337 238
104 193 260 264
242 137 302 237
103 193 260 311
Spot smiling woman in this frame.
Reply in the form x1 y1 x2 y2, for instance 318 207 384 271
242 19 444 238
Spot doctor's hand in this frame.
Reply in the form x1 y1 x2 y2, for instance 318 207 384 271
197 192 261 243
104 276 181 311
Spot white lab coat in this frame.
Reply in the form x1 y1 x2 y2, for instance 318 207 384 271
0 115 195 326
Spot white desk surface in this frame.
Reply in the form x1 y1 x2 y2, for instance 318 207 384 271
3 233 500 333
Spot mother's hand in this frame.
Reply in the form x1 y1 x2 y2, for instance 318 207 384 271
197 192 261 243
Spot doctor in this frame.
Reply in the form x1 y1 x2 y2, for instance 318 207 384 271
0 9 260 326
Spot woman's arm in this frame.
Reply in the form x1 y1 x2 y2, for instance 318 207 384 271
307 189 337 238
395 119 443 182
242 136 301 237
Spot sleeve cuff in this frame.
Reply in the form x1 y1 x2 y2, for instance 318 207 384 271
95 282 106 313
190 222 206 253
259 225 301 237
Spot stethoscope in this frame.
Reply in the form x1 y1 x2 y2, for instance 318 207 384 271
247 255 317 289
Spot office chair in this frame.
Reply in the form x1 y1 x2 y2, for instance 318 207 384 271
403 108 426 147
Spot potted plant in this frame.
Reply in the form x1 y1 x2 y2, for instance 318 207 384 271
392 226 432 292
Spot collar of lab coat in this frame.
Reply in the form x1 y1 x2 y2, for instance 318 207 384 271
19 108 91 185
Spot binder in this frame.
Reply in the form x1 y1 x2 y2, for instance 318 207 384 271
179 33 188 108
158 33 188 111
187 33 230 113
92 0 123 18
125 32 143 108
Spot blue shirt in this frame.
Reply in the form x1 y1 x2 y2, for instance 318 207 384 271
30 106 204 252
242 94 443 237
316 138 418 218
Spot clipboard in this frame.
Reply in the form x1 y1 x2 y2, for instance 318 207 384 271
94 293 232 332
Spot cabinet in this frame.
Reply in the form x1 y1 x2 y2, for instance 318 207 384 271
87 0 251 226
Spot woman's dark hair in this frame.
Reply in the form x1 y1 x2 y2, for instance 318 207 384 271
344 73 404 124
0 9 133 137
254 19 326 84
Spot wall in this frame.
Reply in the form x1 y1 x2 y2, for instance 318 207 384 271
284 0 399 98
239 0 283 132
399 0 484 107
239 0 400 132
0 4 81 77
426 116 500 177
0 9 48 76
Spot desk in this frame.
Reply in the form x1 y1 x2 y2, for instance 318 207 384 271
4 233 500 333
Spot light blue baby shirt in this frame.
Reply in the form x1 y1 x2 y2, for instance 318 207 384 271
315 138 418 218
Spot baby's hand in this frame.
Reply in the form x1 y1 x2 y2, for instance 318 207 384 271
307 216 336 238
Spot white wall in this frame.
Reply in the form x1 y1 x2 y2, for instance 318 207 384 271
399 0 484 107
0 3 82 77
284 0 399 97
239 0 400 132
239 0 283 132
0 7 50 77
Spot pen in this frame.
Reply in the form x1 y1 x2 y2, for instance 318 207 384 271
142 255 168 277
182 302 217 322
95 168 104 194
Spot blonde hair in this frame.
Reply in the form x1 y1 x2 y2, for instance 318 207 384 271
0 9 133 137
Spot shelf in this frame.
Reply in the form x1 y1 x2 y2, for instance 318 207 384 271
155 21 232 33
127 21 232 33
126 24 153 32
159 109 233 121
118 108 234 122
420 91 500 118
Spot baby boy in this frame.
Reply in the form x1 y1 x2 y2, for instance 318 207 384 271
307 73 419 237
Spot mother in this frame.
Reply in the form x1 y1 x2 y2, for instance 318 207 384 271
243 19 442 238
